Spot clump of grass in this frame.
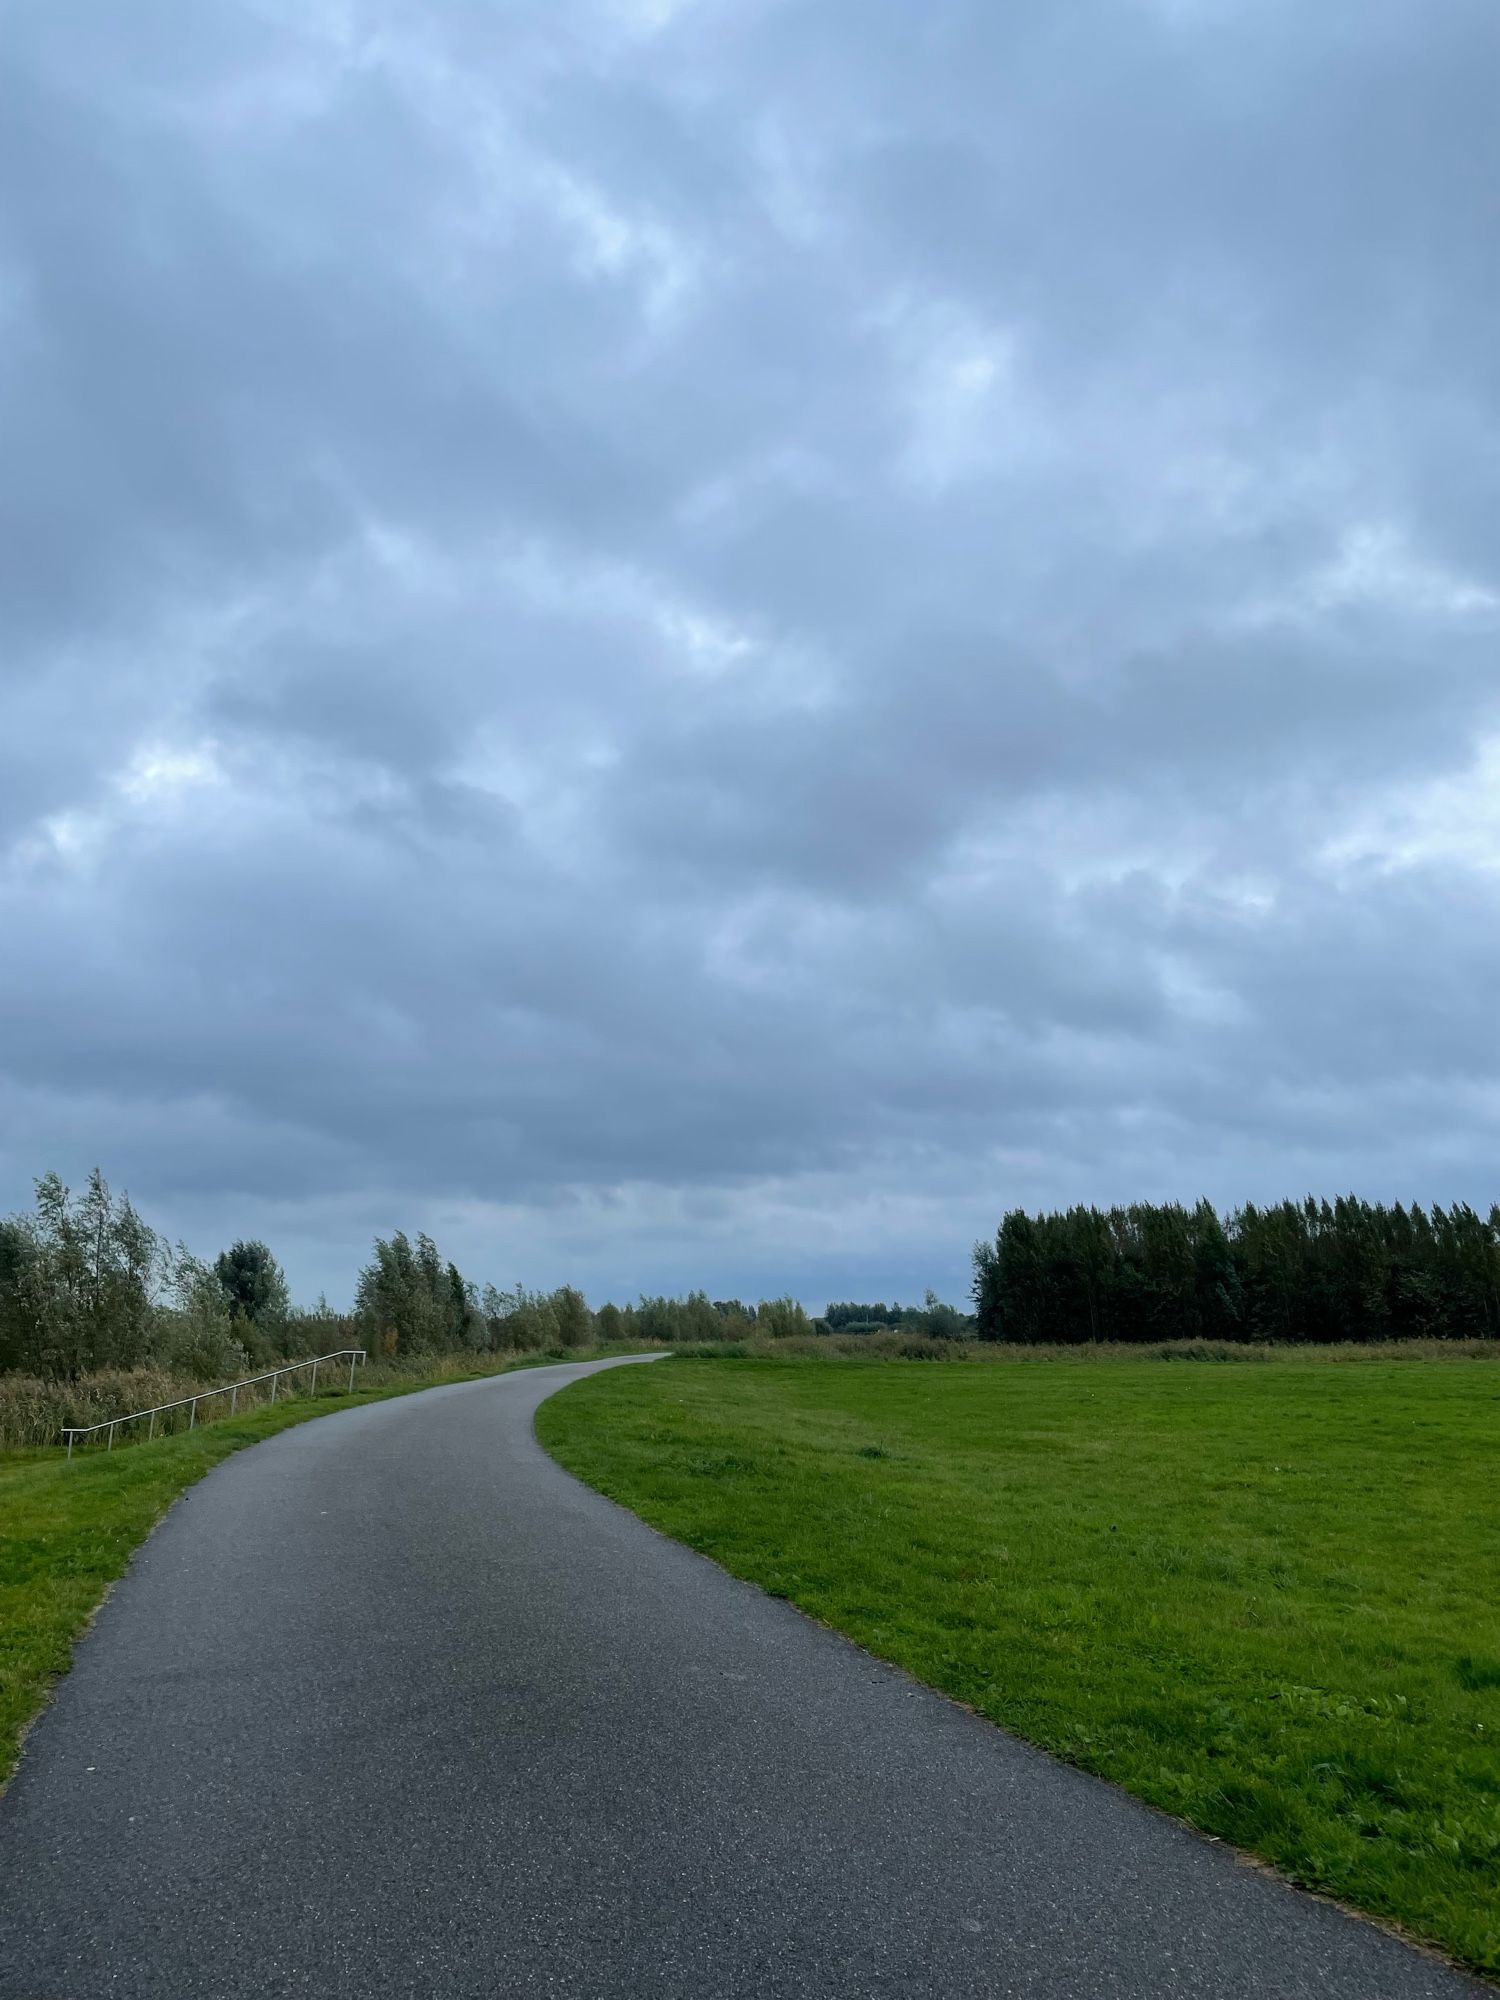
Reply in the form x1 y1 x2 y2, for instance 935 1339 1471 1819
540 1356 1500 1976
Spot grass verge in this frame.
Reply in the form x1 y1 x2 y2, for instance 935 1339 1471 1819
537 1355 1500 1977
0 1347 647 1785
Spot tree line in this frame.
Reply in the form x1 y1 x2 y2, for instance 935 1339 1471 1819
824 1295 974 1338
973 1198 1500 1344
0 1171 348 1381
341 1236 818 1355
0 1171 821 1381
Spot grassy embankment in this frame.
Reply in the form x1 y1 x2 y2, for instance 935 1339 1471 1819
539 1353 1500 1976
0 1347 649 1784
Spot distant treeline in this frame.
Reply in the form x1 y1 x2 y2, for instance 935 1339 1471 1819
0 1170 822 1381
358 1247 818 1353
824 1295 974 1338
973 1199 1500 1344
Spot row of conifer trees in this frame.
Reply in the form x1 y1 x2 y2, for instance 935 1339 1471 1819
972 1198 1500 1344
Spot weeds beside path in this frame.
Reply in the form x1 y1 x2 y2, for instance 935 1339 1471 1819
539 1355 1500 1979
0 1348 649 1784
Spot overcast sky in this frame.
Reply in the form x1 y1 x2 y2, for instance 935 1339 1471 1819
2 0 1498 1310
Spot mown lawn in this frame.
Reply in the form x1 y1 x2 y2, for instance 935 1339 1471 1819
538 1356 1500 1976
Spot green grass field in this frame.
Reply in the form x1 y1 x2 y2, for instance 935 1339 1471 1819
0 1348 642 1785
538 1355 1500 1976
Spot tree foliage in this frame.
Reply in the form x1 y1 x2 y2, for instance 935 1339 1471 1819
824 1293 973 1338
973 1198 1500 1344
353 1231 488 1355
576 1294 815 1344
0 1172 163 1378
214 1241 289 1331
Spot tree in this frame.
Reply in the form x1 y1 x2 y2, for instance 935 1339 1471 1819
445 1263 488 1349
0 1217 36 1373
8 1171 162 1377
977 1212 1047 1342
214 1241 290 1329
1190 1200 1243 1340
919 1289 968 1339
162 1248 247 1380
415 1234 444 1310
482 1283 561 1351
354 1232 432 1354
553 1286 593 1350
756 1297 812 1340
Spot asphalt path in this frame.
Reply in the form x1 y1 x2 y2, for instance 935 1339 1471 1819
0 1356 1486 1999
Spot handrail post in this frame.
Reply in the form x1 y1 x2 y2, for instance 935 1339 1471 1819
311 1359 318 1396
149 1410 156 1442
108 1421 117 1451
230 1385 237 1415
269 1369 277 1406
348 1352 357 1393
66 1431 74 1461
189 1397 197 1430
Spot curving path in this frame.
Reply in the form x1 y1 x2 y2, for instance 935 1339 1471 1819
0 1357 1485 1998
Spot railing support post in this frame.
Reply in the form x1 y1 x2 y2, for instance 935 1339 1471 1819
348 1353 357 1393
66 1431 74 1461
189 1398 196 1430
311 1360 318 1396
108 1421 117 1451
149 1410 156 1442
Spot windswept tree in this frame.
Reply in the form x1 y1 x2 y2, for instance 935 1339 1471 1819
446 1262 487 1350
755 1297 813 1340
1 1171 163 1378
164 1248 248 1380
482 1283 561 1352
356 1232 481 1353
355 1232 431 1354
552 1286 594 1350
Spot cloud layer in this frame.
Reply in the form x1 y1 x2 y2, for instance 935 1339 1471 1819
3 0 1498 1306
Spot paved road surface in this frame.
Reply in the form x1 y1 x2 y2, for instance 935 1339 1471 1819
1 1357 1485 1998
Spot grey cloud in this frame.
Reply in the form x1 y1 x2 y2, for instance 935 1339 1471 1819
1 0 1497 1305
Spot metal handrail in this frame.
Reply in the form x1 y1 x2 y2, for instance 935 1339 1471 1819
61 1350 367 1457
